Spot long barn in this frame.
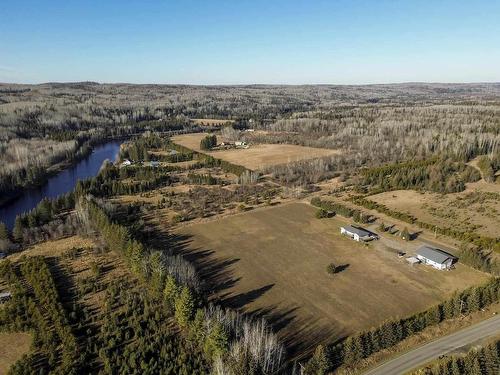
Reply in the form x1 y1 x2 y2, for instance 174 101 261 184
416 245 456 270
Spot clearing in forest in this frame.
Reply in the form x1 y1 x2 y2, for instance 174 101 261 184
174 202 488 355
6 236 95 262
172 133 340 170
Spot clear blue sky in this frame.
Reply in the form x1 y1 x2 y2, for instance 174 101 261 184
1 0 499 84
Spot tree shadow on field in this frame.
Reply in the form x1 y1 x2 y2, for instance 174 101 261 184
250 304 345 361
335 263 350 273
410 230 423 240
166 232 242 296
222 284 275 309
140 225 345 360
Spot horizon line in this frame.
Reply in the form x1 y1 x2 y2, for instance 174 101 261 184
1 80 500 87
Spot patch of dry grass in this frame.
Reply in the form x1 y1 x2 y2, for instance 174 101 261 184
0 332 32 375
172 133 340 170
7 236 95 262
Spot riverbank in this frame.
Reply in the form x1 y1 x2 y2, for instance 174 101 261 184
0 140 122 229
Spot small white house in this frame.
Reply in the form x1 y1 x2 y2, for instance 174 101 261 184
121 159 132 167
235 141 247 147
0 291 12 303
416 245 456 270
340 225 378 242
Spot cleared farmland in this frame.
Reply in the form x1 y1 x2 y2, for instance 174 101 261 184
369 187 500 238
174 202 488 355
171 133 340 170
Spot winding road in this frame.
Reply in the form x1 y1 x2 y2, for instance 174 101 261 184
363 315 500 375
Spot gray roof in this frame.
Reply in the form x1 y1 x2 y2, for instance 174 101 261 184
0 291 12 298
416 246 455 264
342 225 372 238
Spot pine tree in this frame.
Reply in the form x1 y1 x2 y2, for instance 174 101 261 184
466 288 481 313
303 345 329 375
401 227 410 241
342 336 356 365
164 275 179 311
450 357 461 375
425 305 442 326
203 321 228 359
189 309 207 344
174 286 195 328
0 221 8 240
13 216 24 242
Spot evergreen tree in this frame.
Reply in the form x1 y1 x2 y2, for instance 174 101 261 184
425 305 442 326
163 275 179 311
342 336 356 365
189 309 207 344
303 345 329 375
174 286 195 328
13 216 24 242
401 227 410 241
203 322 228 359
0 221 8 240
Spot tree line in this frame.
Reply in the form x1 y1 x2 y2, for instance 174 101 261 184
324 278 500 372
311 197 371 224
358 158 480 194
0 257 82 374
75 195 285 373
410 338 499 375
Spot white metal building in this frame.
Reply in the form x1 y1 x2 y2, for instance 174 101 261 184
340 225 378 242
415 245 456 270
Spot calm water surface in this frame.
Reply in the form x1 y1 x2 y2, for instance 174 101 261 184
0 140 121 229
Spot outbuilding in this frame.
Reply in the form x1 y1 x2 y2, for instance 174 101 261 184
340 225 378 242
0 291 12 303
415 245 456 270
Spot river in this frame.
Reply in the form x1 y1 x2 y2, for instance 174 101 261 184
0 140 122 229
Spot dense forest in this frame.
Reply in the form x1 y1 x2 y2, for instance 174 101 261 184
2 83 499 194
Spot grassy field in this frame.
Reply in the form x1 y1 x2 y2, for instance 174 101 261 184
7 236 95 262
174 202 488 355
0 332 32 375
171 133 340 170
369 186 500 238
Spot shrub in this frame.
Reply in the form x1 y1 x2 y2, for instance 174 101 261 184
326 263 337 275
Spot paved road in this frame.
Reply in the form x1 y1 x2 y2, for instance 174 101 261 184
363 315 500 375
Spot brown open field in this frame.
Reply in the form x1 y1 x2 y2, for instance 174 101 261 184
7 236 95 262
174 202 488 355
369 187 500 238
172 133 340 170
0 332 32 375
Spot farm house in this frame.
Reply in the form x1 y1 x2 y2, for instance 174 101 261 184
415 246 456 270
340 225 378 242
